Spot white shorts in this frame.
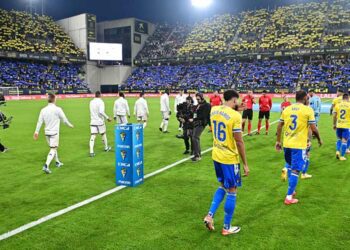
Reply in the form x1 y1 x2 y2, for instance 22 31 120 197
90 124 106 135
46 134 59 148
116 115 128 124
137 115 147 122
161 111 170 120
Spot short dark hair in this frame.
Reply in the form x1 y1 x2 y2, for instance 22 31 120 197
223 89 239 101
343 93 349 100
48 93 55 103
262 90 267 93
95 91 101 97
139 92 144 97
296 90 307 102
119 92 125 98
338 89 344 93
196 93 204 100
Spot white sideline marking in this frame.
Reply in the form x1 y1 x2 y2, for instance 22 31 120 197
0 119 279 241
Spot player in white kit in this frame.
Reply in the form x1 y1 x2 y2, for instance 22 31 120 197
160 90 171 133
89 91 112 157
134 92 149 128
113 92 130 124
34 93 74 174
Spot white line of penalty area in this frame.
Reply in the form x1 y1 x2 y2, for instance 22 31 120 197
0 119 279 241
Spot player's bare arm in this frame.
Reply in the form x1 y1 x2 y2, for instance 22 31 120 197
234 131 249 176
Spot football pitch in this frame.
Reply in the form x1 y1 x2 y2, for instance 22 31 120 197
0 97 349 249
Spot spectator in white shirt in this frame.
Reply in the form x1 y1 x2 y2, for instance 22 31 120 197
89 91 112 157
33 93 74 174
134 92 149 128
113 92 130 124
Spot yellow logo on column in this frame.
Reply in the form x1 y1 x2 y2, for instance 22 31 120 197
121 150 127 160
121 168 127 178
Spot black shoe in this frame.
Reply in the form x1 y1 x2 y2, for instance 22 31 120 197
191 157 201 162
183 150 190 154
255 132 260 135
159 128 163 132
176 134 184 139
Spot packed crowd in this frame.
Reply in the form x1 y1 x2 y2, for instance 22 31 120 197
137 0 350 59
0 59 88 90
0 9 84 56
125 59 350 91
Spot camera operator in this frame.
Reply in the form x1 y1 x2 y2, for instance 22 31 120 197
190 93 211 162
0 94 10 153
177 96 194 155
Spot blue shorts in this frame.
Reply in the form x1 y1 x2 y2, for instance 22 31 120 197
284 148 306 172
213 161 242 189
336 128 349 140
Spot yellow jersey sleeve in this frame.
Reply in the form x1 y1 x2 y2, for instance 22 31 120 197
307 107 316 125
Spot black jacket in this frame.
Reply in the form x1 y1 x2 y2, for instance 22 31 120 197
193 101 211 127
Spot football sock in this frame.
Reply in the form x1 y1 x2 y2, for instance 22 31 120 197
302 159 309 174
163 119 169 132
102 133 108 150
223 192 236 230
287 172 299 198
341 143 347 157
143 122 147 129
336 139 341 152
208 187 226 217
265 120 269 132
257 120 262 132
248 122 252 134
347 139 350 150
285 163 291 177
89 134 96 154
55 151 60 163
242 121 246 132
45 148 56 167
160 121 164 130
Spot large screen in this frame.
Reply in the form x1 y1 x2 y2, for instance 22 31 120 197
89 42 123 61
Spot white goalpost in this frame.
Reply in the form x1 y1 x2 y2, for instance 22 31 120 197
0 87 20 100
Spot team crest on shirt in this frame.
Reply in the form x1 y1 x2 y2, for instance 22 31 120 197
137 167 141 177
136 131 140 141
121 168 127 178
120 132 126 142
136 148 141 158
121 150 127 160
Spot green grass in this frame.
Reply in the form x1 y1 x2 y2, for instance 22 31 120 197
0 97 349 249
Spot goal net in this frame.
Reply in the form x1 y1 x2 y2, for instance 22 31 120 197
0 87 20 100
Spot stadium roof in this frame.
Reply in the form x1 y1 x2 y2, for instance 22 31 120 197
0 0 323 23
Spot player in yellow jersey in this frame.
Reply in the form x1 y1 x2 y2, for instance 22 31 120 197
203 90 249 236
330 89 344 115
276 90 322 205
333 93 350 161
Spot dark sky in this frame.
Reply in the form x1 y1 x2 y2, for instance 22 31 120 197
0 0 321 23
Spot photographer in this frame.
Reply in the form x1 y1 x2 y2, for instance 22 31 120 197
190 93 211 162
177 96 194 154
0 94 11 153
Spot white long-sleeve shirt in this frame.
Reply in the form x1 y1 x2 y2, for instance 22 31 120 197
35 103 72 136
160 94 170 112
113 97 130 117
90 98 109 126
174 94 186 112
134 97 149 117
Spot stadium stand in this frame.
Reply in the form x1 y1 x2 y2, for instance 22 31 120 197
136 0 350 59
0 9 84 56
125 59 350 92
0 59 87 91
231 9 269 52
178 14 239 56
